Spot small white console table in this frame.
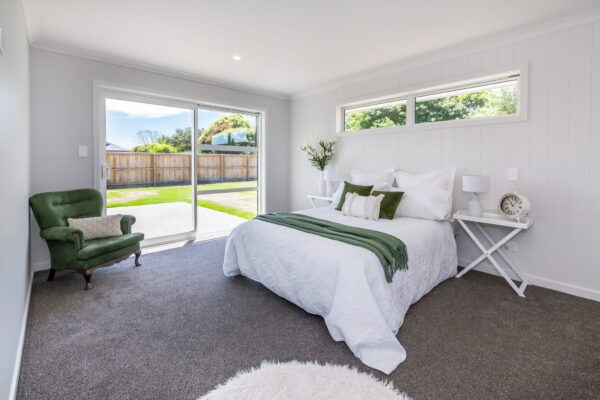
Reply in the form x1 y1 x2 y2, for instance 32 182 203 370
453 210 533 297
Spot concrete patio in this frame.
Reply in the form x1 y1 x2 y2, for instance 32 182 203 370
108 202 247 240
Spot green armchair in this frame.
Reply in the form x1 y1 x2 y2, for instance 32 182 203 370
29 189 144 290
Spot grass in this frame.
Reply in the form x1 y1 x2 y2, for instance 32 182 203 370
107 181 257 219
196 199 255 219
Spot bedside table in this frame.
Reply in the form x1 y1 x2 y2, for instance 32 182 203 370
453 210 534 297
307 195 333 208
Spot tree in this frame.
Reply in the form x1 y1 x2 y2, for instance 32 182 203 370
345 87 517 129
415 92 488 123
158 127 192 152
136 130 161 145
345 104 406 131
199 114 255 145
131 143 177 153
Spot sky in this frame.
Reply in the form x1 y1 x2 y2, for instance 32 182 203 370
105 98 256 150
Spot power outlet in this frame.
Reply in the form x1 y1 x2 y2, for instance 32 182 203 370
504 242 519 252
507 167 519 182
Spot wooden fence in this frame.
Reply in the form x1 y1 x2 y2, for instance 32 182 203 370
106 152 257 188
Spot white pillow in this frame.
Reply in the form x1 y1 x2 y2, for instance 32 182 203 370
394 189 453 220
68 214 123 240
330 181 392 209
341 193 384 220
393 168 456 220
351 168 396 187
395 168 455 191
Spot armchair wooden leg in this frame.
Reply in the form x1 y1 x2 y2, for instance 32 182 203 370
79 270 93 290
134 250 142 267
47 268 56 282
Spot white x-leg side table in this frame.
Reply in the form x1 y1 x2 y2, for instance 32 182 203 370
307 195 333 208
453 210 533 297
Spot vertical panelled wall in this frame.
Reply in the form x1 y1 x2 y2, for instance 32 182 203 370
289 21 600 300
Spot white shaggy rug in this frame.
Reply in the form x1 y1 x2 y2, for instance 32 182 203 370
199 360 411 400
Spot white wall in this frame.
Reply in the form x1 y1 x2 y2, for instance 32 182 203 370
30 48 289 269
290 15 600 301
0 0 31 398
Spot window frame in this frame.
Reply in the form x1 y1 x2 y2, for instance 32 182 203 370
336 64 528 136
342 97 408 132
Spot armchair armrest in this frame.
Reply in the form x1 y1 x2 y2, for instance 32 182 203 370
40 227 84 250
120 215 136 234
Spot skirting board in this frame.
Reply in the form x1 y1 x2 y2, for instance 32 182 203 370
458 258 600 302
9 270 33 400
31 261 50 273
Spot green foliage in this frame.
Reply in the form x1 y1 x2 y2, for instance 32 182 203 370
299 139 337 171
211 128 253 146
157 127 192 152
345 104 406 131
131 143 177 153
415 93 487 123
415 87 517 123
199 114 255 146
345 87 517 130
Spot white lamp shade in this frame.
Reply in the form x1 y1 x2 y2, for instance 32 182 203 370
462 175 489 193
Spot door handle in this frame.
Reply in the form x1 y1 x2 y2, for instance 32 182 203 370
102 164 111 180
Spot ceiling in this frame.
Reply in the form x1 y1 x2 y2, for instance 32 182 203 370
22 0 600 97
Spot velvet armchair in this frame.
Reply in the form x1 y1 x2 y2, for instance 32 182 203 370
29 189 144 290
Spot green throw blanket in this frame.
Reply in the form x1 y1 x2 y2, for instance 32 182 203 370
254 213 408 283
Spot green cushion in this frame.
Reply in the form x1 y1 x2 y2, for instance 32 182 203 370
372 190 404 219
335 181 374 210
78 232 144 260
76 244 141 270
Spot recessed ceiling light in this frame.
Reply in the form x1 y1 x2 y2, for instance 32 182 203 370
232 55 242 61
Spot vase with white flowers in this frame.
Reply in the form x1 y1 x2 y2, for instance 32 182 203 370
299 138 337 196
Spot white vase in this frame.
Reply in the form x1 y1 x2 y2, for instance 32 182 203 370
318 170 326 196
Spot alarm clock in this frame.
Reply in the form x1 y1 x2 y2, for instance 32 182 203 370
498 192 530 220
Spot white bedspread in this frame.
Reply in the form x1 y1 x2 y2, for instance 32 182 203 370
223 207 457 374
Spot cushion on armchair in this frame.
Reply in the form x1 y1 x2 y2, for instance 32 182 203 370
68 214 123 240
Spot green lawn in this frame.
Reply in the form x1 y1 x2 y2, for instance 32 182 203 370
107 181 257 219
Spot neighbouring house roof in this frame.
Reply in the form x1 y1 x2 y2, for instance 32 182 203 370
106 142 129 152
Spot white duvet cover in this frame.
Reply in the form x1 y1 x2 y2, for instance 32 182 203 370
223 207 457 374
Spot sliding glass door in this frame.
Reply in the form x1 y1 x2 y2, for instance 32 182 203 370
195 106 259 240
97 86 261 246
101 95 197 245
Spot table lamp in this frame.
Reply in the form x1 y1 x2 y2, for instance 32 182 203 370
462 175 489 217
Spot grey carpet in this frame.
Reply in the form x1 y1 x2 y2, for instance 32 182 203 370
17 238 600 400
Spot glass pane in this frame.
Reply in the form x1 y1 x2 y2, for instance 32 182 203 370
415 79 518 124
344 99 406 131
105 98 195 240
196 108 258 238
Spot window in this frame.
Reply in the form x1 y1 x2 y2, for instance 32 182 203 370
415 78 518 124
338 69 523 133
343 99 406 132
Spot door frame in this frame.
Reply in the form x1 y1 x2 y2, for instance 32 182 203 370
93 80 266 247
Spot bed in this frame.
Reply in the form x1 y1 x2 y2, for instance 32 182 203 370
223 206 457 374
